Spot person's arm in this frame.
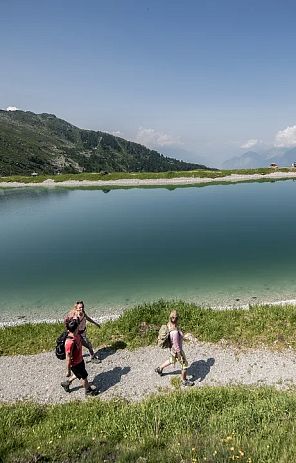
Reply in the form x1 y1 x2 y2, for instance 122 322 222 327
65 338 74 376
85 312 100 328
66 352 72 376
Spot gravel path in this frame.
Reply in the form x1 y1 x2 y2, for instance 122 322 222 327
1 341 296 404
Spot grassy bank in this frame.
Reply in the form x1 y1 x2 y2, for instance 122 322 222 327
1 386 296 462
2 300 296 356
0 167 294 184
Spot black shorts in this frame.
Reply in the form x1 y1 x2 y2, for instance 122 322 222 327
71 360 88 380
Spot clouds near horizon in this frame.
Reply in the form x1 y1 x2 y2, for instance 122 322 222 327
274 125 296 148
240 139 260 149
239 124 296 153
134 127 182 148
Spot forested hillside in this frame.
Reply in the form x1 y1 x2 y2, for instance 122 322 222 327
0 110 211 175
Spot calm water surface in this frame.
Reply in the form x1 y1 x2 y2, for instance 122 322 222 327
1 181 296 322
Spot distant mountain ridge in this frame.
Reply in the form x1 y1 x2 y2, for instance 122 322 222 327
0 110 211 175
222 151 264 169
222 147 296 169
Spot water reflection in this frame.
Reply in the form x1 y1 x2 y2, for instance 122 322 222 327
0 187 70 206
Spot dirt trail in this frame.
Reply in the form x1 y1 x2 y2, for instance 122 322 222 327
1 341 296 404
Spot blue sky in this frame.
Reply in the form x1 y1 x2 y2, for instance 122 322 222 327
1 0 296 166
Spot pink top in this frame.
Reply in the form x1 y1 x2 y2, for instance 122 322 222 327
65 334 83 366
169 329 183 353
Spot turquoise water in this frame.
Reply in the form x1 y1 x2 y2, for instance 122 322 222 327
1 181 296 322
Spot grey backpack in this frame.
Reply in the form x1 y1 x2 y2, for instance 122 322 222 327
157 324 172 348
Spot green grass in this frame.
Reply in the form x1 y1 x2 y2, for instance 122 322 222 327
2 300 296 356
2 302 296 462
1 386 296 462
0 167 294 184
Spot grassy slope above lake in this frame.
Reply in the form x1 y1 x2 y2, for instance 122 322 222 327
2 300 296 356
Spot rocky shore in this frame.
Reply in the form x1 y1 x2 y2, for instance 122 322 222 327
1 171 296 188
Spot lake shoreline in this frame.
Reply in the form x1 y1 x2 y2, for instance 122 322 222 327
2 296 296 328
1 170 296 188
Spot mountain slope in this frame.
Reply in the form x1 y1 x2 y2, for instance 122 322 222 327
0 110 211 175
222 147 296 169
222 151 266 169
270 147 296 166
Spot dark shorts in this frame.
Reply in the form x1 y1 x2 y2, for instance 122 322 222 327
71 360 88 380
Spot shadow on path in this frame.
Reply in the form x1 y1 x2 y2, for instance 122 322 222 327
188 358 215 382
92 366 131 393
97 341 127 361
84 340 128 362
161 369 180 377
68 384 83 393
158 358 215 381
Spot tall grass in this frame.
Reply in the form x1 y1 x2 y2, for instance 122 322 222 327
1 387 296 462
2 300 296 356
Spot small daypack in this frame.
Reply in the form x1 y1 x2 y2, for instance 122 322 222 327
157 324 172 349
55 330 69 360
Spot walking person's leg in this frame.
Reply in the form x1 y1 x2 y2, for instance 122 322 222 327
179 351 194 386
72 360 98 396
61 373 76 392
80 333 101 363
155 353 177 376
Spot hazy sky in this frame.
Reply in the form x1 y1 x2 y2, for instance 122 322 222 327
1 0 296 167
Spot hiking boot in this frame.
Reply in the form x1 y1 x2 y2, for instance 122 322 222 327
182 379 194 387
61 381 70 393
85 387 99 396
155 367 163 377
90 356 101 364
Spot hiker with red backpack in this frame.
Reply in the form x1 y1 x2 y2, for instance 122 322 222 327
155 310 194 387
60 318 98 396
